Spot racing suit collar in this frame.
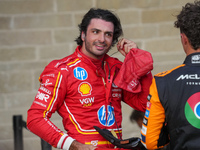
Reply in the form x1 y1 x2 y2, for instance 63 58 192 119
75 46 106 78
184 52 200 66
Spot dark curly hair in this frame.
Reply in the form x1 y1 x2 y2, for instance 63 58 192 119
130 109 144 122
75 8 123 47
174 0 200 50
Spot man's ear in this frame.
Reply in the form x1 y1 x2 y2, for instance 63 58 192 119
181 33 188 45
81 32 85 41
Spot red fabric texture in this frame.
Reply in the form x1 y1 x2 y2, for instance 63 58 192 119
114 48 153 93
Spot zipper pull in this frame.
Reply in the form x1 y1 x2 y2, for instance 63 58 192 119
108 75 111 83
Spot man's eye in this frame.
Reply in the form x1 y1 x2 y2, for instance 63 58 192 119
106 33 112 37
93 30 98 34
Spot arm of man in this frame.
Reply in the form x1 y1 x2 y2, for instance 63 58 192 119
27 66 96 150
140 78 168 149
115 38 153 112
122 72 152 112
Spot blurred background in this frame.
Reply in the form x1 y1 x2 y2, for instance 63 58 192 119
0 0 191 149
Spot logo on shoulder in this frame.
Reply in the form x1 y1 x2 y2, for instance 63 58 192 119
192 55 200 64
73 67 88 80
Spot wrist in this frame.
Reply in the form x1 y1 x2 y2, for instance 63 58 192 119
57 134 75 150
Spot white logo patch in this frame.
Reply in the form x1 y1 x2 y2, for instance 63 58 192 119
36 91 49 102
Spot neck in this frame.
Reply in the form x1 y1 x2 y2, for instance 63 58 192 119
81 45 104 60
80 48 104 65
186 48 200 56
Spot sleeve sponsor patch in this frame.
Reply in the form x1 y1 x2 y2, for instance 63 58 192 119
147 94 152 101
143 117 148 126
141 134 146 143
141 125 147 135
145 110 150 118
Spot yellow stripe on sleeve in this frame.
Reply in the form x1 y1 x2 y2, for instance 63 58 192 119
43 72 61 118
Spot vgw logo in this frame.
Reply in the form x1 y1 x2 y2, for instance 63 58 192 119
73 67 88 80
185 92 200 129
97 105 115 126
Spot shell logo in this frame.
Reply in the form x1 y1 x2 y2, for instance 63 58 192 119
78 82 92 96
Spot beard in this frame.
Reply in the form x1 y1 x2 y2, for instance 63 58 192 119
84 39 111 59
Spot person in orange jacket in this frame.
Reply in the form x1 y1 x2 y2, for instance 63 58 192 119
141 1 200 150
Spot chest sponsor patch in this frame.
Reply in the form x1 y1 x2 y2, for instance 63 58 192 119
185 92 200 129
73 67 88 80
78 82 92 96
112 93 121 98
97 105 115 126
79 97 94 107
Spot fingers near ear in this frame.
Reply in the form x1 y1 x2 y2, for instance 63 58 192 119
119 49 126 56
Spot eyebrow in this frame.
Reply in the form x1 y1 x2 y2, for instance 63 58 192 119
91 28 114 34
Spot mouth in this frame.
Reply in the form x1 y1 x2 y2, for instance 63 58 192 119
94 42 107 50
96 44 105 50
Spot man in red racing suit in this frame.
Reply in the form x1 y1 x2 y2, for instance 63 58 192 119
27 8 153 150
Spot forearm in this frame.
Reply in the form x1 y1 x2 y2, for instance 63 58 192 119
27 109 74 149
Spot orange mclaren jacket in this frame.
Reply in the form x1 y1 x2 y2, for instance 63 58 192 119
141 52 200 150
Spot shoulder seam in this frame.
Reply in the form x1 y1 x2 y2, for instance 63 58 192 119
155 64 185 77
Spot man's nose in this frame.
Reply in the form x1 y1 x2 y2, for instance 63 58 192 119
98 33 105 42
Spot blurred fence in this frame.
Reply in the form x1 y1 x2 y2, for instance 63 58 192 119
13 115 52 150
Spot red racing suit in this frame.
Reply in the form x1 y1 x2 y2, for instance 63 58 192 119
27 46 152 149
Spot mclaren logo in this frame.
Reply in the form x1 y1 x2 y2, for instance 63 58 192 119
176 74 200 81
